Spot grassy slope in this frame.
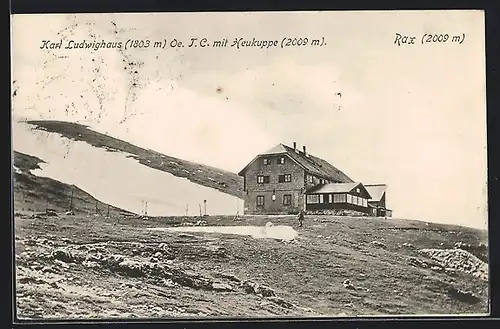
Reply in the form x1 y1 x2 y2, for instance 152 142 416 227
26 120 245 198
13 151 133 217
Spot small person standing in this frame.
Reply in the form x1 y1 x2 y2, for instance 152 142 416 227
297 210 304 227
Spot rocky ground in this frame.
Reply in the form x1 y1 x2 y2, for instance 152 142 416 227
14 210 489 319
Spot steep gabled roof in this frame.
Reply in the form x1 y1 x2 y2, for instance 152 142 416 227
306 182 372 199
365 184 387 202
238 143 353 183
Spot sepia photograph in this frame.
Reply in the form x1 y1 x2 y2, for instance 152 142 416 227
11 10 489 320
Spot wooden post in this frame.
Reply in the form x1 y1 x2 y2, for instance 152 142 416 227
145 201 148 216
203 200 207 216
69 187 74 211
185 204 188 216
199 204 202 218
107 204 110 218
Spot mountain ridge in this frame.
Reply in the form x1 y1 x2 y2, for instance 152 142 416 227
24 120 245 199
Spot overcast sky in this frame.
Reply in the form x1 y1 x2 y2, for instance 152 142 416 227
11 11 487 229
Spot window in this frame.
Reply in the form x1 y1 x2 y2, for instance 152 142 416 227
256 195 265 207
283 194 292 205
356 188 360 193
362 198 368 207
263 158 271 165
334 193 347 203
308 175 313 183
257 175 270 184
278 174 291 183
347 194 352 204
278 157 286 165
319 194 324 203
357 197 363 206
352 196 358 205
328 194 333 203
306 194 319 204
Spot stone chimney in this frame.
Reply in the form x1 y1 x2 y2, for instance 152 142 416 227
303 145 307 156
293 142 297 150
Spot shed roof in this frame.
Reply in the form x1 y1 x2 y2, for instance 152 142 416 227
306 182 372 199
238 143 353 183
365 184 387 202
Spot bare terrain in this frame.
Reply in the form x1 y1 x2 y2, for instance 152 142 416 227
13 150 489 319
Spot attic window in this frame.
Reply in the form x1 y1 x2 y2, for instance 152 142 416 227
278 157 286 165
263 158 271 165
308 175 313 183
356 188 360 193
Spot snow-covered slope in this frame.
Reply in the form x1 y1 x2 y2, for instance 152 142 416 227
13 121 244 217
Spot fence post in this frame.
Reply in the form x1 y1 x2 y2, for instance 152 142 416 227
69 187 74 212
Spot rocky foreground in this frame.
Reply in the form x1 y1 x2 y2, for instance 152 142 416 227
14 212 489 319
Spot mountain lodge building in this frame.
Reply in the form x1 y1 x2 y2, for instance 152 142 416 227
237 142 391 217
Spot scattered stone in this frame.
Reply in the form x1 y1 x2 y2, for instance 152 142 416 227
241 281 276 297
45 209 58 216
371 240 386 248
82 261 100 268
408 257 429 268
418 248 488 281
268 296 295 309
212 282 234 291
51 249 75 263
343 279 355 290
402 242 414 249
49 281 63 290
42 266 61 274
448 287 481 304
213 272 242 283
